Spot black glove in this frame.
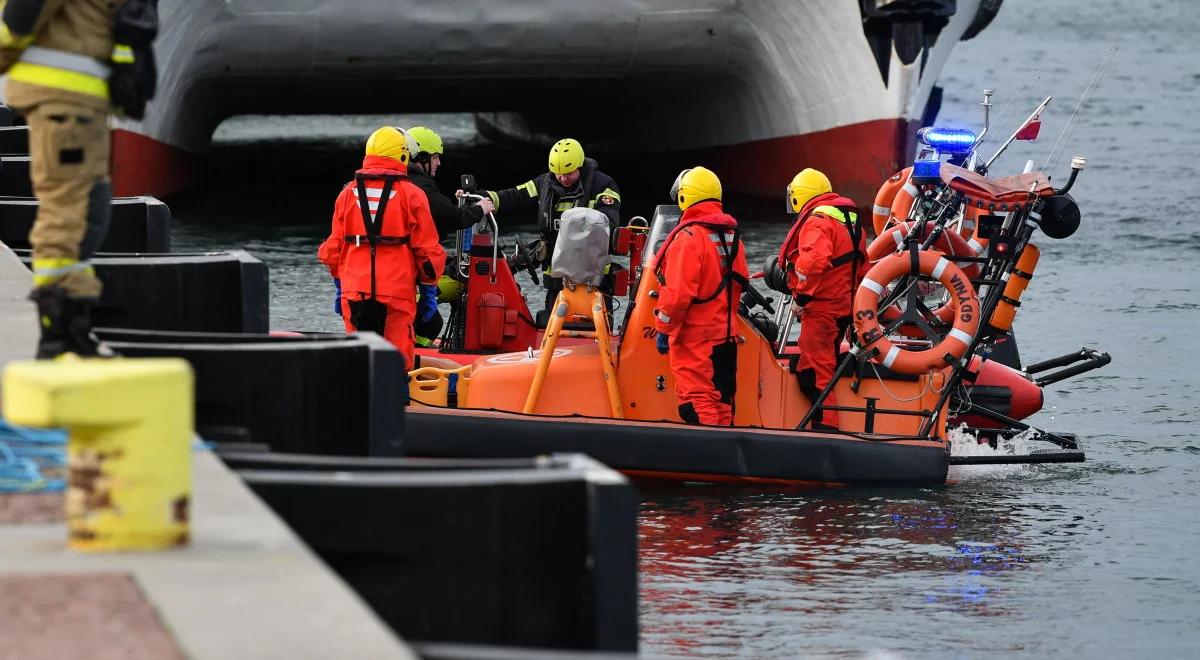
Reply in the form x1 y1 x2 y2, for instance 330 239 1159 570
108 45 156 119
793 293 813 307
108 0 159 120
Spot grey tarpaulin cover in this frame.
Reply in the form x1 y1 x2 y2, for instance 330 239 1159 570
550 208 610 285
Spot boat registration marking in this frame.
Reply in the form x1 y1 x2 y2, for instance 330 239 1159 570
487 348 573 364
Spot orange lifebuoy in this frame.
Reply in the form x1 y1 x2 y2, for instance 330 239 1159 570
872 169 908 235
853 251 980 375
867 221 985 280
885 168 918 231
873 220 982 330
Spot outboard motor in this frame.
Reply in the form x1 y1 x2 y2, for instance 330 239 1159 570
550 208 611 287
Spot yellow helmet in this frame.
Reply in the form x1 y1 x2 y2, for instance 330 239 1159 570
365 126 412 164
670 166 722 211
407 126 444 159
786 168 832 213
548 138 585 175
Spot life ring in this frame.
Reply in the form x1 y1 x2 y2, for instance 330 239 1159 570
872 168 909 235
873 221 981 329
853 251 980 375
867 221 985 280
884 168 919 232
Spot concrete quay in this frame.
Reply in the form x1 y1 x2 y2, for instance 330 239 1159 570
0 241 35 378
0 240 414 658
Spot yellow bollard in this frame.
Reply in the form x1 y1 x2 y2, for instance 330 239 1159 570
2 357 194 551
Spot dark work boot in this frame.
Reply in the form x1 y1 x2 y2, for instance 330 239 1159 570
64 296 102 357
29 286 101 359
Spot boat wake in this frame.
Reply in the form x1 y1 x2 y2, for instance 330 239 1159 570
947 424 1037 479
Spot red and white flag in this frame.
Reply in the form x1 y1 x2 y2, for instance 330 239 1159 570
1015 112 1043 140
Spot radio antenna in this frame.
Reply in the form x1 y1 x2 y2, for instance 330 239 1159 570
985 96 1052 169
1043 47 1118 174
973 69 1039 158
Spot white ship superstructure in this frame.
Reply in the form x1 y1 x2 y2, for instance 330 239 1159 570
26 0 1001 200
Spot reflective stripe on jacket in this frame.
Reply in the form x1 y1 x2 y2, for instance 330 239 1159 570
778 193 868 315
318 155 447 300
652 200 749 342
2 0 115 111
9 45 109 98
488 157 621 264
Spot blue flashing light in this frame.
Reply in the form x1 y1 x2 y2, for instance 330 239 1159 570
917 126 977 155
912 158 941 180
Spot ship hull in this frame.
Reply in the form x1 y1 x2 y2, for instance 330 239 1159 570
79 0 991 200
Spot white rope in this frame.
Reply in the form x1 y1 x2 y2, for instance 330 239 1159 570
867 362 935 402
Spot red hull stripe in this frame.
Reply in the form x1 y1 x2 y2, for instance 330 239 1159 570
111 129 201 198
109 118 917 202
693 118 919 204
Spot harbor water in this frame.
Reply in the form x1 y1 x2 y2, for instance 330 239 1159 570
173 0 1200 655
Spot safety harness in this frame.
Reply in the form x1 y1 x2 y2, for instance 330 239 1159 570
656 220 748 340
344 173 409 335
654 219 746 424
824 206 865 315
777 193 866 312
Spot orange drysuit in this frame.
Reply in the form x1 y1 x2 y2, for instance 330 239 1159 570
652 200 750 426
777 192 868 428
318 154 446 368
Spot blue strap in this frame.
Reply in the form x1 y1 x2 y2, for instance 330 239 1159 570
0 421 68 492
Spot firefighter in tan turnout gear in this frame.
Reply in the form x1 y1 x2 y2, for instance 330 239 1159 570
0 0 157 358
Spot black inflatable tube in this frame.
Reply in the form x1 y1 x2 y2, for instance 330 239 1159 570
405 407 949 485
218 450 558 472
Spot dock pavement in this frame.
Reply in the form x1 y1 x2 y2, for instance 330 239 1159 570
0 241 34 378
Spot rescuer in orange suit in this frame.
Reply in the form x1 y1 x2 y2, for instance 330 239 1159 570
776 168 868 429
652 167 749 427
318 126 446 368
